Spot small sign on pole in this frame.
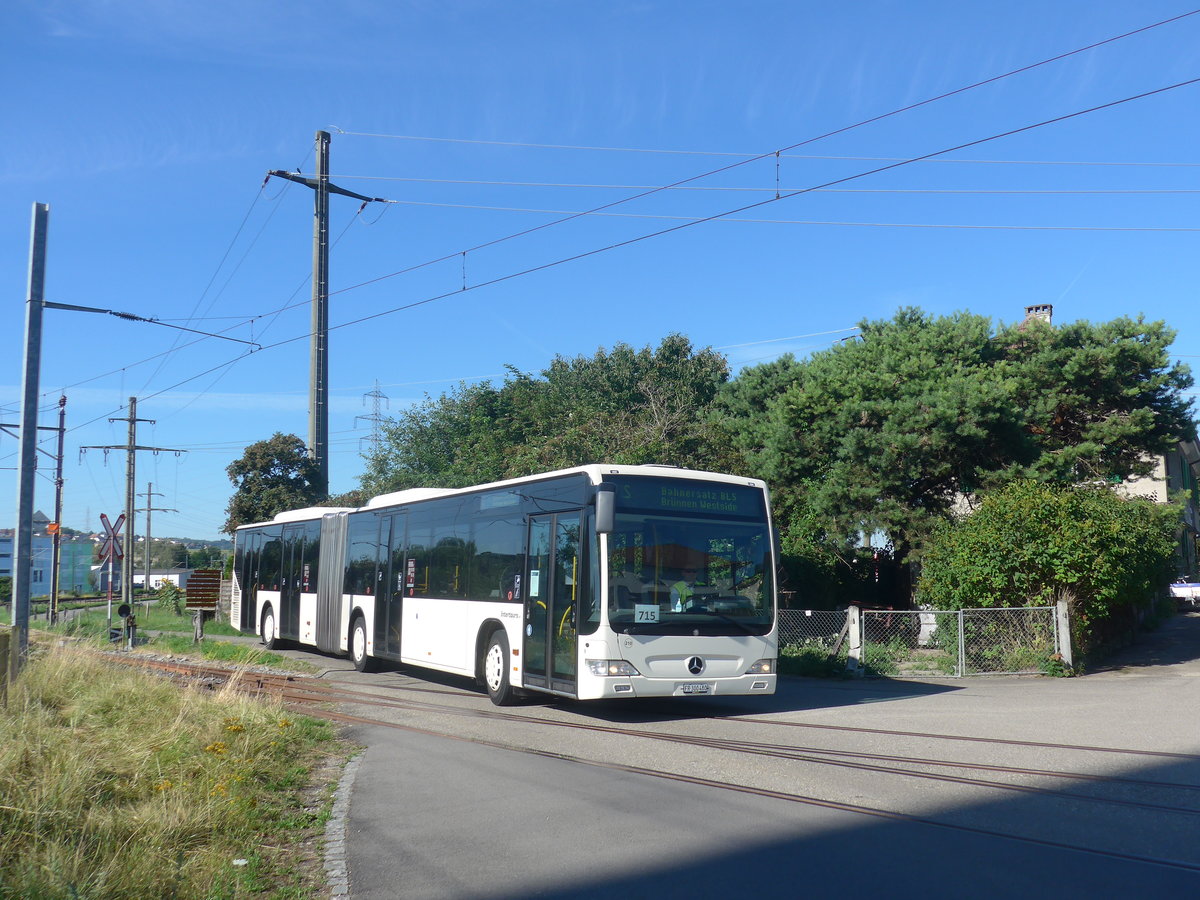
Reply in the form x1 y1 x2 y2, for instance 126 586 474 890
185 569 221 611
186 569 222 643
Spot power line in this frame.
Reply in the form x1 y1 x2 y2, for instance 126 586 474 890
38 199 370 406
300 75 1200 337
369 198 1200 232
58 71 1196 423
332 170 1200 188
332 6 1200 159
25 15 1199 450
715 329 860 351
139 183 271 390
306 13 1200 312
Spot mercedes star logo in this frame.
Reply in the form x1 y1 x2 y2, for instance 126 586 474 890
687 656 705 675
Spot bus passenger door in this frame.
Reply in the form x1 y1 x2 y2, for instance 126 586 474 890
280 525 304 639
524 513 579 695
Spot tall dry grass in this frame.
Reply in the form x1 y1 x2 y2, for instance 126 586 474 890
0 645 336 899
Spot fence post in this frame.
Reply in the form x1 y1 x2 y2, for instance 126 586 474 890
956 609 966 677
0 628 10 705
1055 599 1073 669
846 606 863 676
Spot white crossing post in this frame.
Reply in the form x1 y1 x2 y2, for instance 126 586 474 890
846 605 863 676
1055 599 1074 669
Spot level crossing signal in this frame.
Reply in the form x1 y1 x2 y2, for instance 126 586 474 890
99 513 125 561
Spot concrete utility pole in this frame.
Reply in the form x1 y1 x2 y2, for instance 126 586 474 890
10 202 49 671
267 131 387 499
311 129 330 499
9 204 248 675
137 481 176 607
81 398 185 614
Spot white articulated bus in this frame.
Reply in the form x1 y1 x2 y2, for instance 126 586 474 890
230 465 777 704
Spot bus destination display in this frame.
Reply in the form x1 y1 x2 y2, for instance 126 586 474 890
606 476 764 518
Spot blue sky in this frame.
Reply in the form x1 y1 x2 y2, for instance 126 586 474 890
3 1 1199 541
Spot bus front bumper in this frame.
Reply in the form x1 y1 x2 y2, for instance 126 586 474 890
580 673 776 700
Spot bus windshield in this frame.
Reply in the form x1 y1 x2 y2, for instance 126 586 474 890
606 512 774 636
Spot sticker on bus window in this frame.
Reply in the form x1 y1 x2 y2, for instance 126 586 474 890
634 604 659 623
530 570 541 597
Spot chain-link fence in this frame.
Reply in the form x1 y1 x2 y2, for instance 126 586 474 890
780 606 1060 677
861 608 962 677
861 607 1057 676
960 607 1058 675
777 609 850 676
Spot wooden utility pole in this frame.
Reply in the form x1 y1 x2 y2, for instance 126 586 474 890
48 395 66 624
138 482 176 608
2 395 66 626
81 399 185 615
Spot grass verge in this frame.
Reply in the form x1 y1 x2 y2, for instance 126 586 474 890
34 610 317 673
0 645 350 899
147 633 311 670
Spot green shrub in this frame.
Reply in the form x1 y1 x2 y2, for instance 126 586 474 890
919 481 1178 658
155 581 185 616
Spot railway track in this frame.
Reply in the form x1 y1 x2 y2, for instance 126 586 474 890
102 652 1200 850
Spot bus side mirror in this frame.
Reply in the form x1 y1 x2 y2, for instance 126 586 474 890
595 486 615 535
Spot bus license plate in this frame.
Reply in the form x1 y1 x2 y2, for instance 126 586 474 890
680 682 711 695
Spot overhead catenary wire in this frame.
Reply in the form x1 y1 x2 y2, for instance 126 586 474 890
332 6 1200 160
139 183 273 390
38 9 1200 423
23 12 1200 487
366 198 1200 232
42 197 371 407
331 175 1200 192
298 75 1200 339
313 11 1200 306
43 69 1195 445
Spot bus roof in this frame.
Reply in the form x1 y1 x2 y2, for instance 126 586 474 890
236 465 768 530
366 464 766 510
236 506 354 530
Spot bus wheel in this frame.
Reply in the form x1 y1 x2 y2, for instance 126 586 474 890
261 607 277 650
483 629 515 706
351 616 376 673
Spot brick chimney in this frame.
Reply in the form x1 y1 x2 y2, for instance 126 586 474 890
1023 304 1053 325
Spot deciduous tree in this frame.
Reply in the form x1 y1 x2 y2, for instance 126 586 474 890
223 433 322 533
361 335 729 495
761 308 1194 560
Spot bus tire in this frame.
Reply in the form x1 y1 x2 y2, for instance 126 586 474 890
261 606 277 650
483 629 515 706
351 615 376 673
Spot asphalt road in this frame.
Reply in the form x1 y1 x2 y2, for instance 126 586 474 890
272 612 1200 898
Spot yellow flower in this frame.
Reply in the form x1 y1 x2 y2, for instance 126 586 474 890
224 717 245 733
277 718 293 729
153 779 172 792
204 741 228 755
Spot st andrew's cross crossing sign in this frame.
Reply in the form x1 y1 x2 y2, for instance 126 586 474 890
99 513 125 562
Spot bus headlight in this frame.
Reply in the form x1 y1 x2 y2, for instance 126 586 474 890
586 659 641 677
746 659 774 675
